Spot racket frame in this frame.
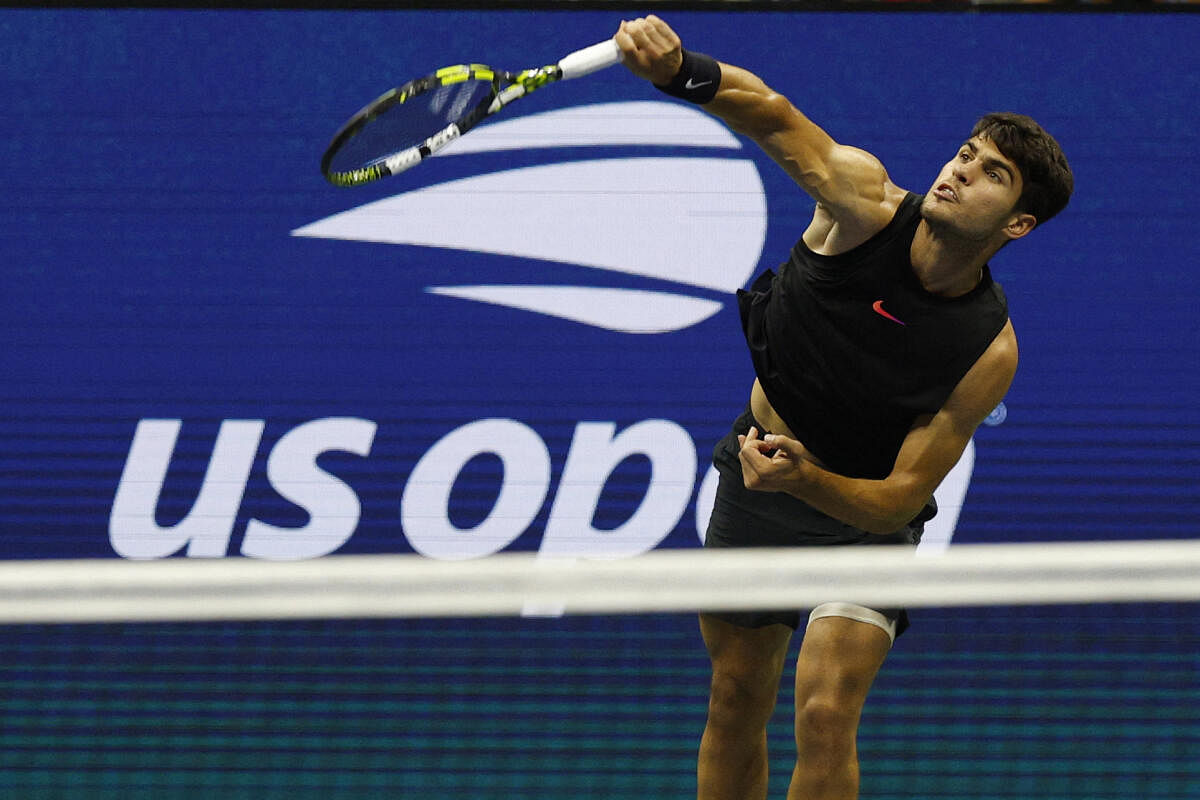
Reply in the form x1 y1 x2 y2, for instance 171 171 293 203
321 39 620 188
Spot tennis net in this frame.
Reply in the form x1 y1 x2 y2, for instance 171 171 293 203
1 542 1197 799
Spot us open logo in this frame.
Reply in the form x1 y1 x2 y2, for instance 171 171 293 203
292 101 767 334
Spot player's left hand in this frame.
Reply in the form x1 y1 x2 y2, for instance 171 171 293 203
737 427 811 494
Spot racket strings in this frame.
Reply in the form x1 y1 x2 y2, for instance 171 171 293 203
323 38 623 186
325 76 497 178
322 60 572 185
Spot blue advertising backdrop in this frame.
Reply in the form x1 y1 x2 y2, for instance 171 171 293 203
1 8 1199 799
3 9 1199 560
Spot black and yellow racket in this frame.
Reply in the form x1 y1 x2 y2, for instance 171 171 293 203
321 39 622 188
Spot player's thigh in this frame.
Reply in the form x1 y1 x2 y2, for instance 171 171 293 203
793 616 891 730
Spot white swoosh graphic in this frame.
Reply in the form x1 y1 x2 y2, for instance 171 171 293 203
292 156 765 294
436 101 742 154
427 285 722 334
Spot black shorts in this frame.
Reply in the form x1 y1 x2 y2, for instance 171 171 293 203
703 406 933 641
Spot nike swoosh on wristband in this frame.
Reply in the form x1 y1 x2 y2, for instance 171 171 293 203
684 78 713 90
872 300 907 326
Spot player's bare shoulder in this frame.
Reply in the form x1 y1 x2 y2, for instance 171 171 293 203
802 154 908 257
946 319 1018 428
982 320 1019 384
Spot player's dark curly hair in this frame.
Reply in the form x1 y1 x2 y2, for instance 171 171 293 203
972 112 1073 226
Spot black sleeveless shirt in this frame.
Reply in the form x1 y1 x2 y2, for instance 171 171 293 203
737 192 1009 480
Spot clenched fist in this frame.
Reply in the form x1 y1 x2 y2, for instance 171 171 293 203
613 15 684 86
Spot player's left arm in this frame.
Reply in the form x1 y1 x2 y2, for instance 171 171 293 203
738 322 1018 534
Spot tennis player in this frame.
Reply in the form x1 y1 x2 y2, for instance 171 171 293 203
614 16 1072 800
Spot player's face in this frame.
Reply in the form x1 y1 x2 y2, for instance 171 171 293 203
921 137 1027 241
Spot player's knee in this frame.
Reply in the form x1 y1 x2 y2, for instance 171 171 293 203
794 693 858 757
707 668 777 730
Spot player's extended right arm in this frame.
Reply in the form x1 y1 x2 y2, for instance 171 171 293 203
615 16 893 223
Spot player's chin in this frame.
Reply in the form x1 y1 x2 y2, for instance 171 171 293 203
919 194 955 227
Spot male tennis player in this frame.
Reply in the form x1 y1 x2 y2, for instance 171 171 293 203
615 15 1072 800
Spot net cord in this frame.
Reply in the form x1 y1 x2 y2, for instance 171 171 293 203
2 540 1198 624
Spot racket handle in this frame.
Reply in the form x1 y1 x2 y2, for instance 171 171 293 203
558 39 622 80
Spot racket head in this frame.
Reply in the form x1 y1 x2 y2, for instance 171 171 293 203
321 64 503 188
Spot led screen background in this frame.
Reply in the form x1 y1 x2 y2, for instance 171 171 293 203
1 7 1198 798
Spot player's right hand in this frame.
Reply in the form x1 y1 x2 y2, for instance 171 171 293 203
614 15 684 86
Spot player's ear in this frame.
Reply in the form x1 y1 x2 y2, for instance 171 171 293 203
1003 212 1036 241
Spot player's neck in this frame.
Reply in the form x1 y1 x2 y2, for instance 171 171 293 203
910 220 996 298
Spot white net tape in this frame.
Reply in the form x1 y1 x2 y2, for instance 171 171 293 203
3 539 1199 624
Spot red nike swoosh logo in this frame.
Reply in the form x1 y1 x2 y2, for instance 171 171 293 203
872 300 907 326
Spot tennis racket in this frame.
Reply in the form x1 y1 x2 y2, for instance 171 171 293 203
321 39 622 188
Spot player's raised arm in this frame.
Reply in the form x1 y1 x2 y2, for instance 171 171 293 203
615 15 899 232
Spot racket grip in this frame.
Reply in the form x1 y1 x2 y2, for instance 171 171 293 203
558 39 622 80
